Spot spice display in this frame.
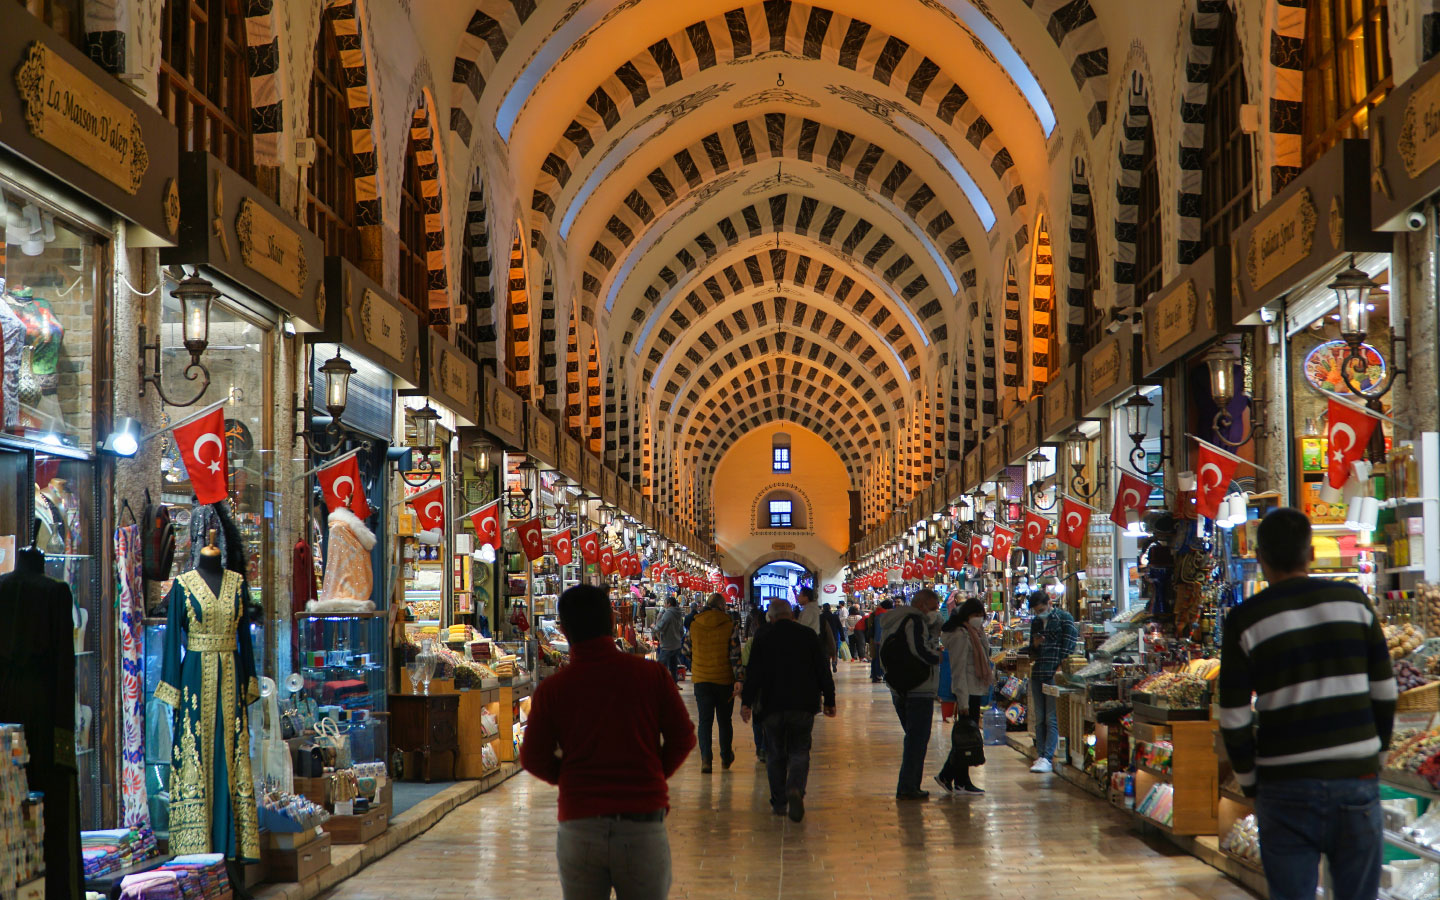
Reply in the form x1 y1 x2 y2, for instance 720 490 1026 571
1387 623 1425 659
1395 659 1431 692
1134 671 1210 708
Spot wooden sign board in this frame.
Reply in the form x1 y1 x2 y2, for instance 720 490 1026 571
317 259 420 387
429 331 480 427
525 405 557 467
1081 330 1138 415
558 431 583 482
1043 366 1078 439
1140 247 1230 378
480 369 524 450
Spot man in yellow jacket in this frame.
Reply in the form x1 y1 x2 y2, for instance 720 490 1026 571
690 593 740 773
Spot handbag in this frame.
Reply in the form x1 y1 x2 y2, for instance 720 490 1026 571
950 716 986 767
294 744 326 778
315 717 353 769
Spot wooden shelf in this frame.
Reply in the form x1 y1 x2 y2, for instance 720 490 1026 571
1135 763 1172 780
1219 786 1251 804
1218 844 1263 874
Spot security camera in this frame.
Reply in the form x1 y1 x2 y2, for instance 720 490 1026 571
1406 209 1427 231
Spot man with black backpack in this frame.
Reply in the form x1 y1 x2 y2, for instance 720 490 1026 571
882 588 942 799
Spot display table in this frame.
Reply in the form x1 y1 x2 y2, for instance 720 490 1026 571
388 694 460 782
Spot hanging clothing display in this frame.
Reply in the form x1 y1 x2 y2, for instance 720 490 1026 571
0 550 81 900
0 298 22 428
155 569 260 861
312 508 376 612
115 522 150 830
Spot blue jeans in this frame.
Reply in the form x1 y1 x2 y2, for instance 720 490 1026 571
693 682 734 763
890 691 934 793
1254 777 1382 900
557 815 671 900
1030 676 1059 761
870 625 885 680
762 710 815 808
655 647 680 683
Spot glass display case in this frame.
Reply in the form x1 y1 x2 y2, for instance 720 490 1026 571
294 612 388 765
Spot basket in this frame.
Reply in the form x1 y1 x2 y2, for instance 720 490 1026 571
1397 681 1440 713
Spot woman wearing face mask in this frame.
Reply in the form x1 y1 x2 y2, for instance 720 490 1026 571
935 597 994 794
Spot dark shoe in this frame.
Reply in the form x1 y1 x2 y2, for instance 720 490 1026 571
787 790 805 822
721 753 735 770
959 783 985 795
896 790 930 801
870 677 883 683
701 759 712 774
772 802 786 816
932 774 954 794
757 750 767 763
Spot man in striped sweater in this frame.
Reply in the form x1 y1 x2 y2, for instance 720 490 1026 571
1219 507 1396 900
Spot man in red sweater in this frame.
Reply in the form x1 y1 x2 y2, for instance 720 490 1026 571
522 585 696 899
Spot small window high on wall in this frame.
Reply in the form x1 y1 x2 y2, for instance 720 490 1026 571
769 500 793 528
773 432 791 473
1303 0 1391 165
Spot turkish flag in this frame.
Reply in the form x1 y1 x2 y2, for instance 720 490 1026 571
724 576 743 601
946 539 967 571
407 483 446 532
622 553 639 578
512 518 545 562
470 500 502 550
1194 441 1241 519
991 525 1016 562
901 560 916 581
1017 510 1049 552
1327 398 1379 490
174 407 230 504
1110 471 1151 528
599 544 617 575
317 453 370 519
968 535 987 569
921 554 938 577
1057 497 1091 548
548 528 574 566
578 530 601 564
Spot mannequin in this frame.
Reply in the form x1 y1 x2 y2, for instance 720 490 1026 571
196 529 224 596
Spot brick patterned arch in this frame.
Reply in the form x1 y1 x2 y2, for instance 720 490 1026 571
1111 71 1154 315
1025 0 1110 135
647 293 910 407
447 0 541 146
461 173 495 362
963 330 979 452
557 113 978 303
1265 0 1307 194
1001 257 1021 404
686 396 865 487
244 1 283 163
406 97 450 311
325 0 381 227
530 3 1026 241
1027 215 1055 393
1176 0 1244 264
1065 151 1093 357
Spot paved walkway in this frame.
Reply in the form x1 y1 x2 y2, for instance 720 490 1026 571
317 662 1256 899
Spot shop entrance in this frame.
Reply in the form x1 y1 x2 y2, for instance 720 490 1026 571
749 560 814 609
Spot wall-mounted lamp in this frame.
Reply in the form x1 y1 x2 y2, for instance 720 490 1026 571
1121 392 1169 477
1328 257 1406 408
1063 429 1105 499
297 351 360 457
1204 343 1259 449
506 459 536 518
139 273 217 407
1027 450 1057 511
399 404 442 487
100 416 142 457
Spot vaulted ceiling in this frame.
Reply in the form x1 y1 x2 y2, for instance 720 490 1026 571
437 0 1114 516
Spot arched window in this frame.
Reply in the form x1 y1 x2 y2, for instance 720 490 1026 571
772 432 792 473
398 117 429 311
159 0 254 180
758 489 806 530
1134 122 1164 305
1200 8 1253 253
308 13 359 263
1303 0 1391 165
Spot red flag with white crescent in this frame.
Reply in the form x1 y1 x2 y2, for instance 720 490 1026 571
317 453 370 519
407 483 446 532
470 500 502 550
1057 498 1091 548
1327 398 1379 490
622 553 639 577
968 535 987 569
991 525 1016 562
173 407 230 504
512 518 545 562
578 530 601 564
599 544 617 575
946 539 967 571
548 528 574 566
901 560 916 581
1194 442 1240 519
920 554 936 577
1110 471 1151 528
1017 510 1049 552
723 576 743 601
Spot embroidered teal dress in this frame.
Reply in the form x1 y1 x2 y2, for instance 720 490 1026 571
155 569 261 860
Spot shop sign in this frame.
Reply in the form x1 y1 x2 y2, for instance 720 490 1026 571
165 153 324 329
1247 190 1316 291
1007 402 1038 463
0 17 178 241
981 430 1005 480
429 332 479 427
1141 248 1229 377
558 431 583 482
526 405 557 467
480 369 524 449
963 450 981 491
1082 330 1136 413
583 453 602 495
946 465 962 498
1376 53 1440 229
317 259 420 387
931 480 945 514
1043 366 1078 438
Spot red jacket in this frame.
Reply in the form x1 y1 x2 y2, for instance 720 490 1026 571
521 636 695 820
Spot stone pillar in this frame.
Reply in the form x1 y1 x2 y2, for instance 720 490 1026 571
1397 213 1440 435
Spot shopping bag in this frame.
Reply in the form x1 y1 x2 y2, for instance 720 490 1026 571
839 642 852 661
315 717 353 768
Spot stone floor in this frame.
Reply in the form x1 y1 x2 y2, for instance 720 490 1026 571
316 662 1257 899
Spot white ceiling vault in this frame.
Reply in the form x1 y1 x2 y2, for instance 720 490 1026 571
434 0 1117 529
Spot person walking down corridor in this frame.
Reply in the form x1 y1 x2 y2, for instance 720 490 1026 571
654 596 685 683
936 598 993 794
882 589 942 799
690 593 739 773
869 599 894 683
820 603 843 673
1219 508 1396 900
796 586 822 634
1027 590 1078 773
741 599 836 822
521 585 696 900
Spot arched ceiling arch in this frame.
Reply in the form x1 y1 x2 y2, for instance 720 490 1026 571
630 242 935 377
682 394 868 486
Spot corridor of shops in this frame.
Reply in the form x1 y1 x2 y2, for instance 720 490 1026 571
315 665 1254 900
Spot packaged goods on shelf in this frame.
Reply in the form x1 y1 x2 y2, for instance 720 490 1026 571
1136 782 1174 826
1388 623 1426 660
1219 813 1260 864
1384 860 1440 900
1384 797 1421 832
1132 671 1210 708
0 725 42 896
80 826 157 879
1396 658 1431 691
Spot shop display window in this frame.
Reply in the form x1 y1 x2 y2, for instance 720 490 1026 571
1 186 101 450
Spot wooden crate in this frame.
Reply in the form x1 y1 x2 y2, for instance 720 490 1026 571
264 832 332 883
322 803 389 844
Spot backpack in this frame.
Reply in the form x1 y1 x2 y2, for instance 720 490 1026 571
881 616 930 693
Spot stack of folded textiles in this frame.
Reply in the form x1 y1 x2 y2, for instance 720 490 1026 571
118 854 230 900
81 826 157 878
